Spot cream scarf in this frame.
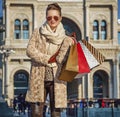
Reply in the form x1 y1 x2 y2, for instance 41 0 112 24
40 22 66 45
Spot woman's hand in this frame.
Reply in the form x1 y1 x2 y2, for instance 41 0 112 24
48 50 59 63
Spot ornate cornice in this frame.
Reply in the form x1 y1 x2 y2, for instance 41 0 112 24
98 48 119 59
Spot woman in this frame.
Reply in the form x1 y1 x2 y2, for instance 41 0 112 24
25 3 74 117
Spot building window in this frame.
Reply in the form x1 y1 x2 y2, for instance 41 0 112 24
93 74 103 98
23 19 29 39
93 20 99 40
118 32 120 44
101 20 107 40
14 19 29 39
14 19 21 39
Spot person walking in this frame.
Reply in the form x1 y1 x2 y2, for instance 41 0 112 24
25 3 74 117
13 97 18 113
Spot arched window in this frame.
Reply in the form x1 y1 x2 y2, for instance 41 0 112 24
101 20 107 40
93 20 99 40
93 70 109 98
23 19 29 39
14 19 21 39
93 74 103 98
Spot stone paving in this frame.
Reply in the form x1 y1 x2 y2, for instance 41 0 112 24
13 110 67 117
13 111 29 117
0 99 73 117
0 99 13 117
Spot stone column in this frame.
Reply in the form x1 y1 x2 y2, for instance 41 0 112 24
112 5 118 45
82 76 85 98
4 58 8 99
113 56 119 98
82 75 88 98
109 75 112 98
33 5 38 28
107 22 111 40
6 3 10 39
78 78 82 99
2 55 5 96
119 56 120 98
116 55 120 98
86 4 90 39
87 73 91 98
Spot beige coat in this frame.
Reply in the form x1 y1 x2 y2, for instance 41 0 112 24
25 28 73 108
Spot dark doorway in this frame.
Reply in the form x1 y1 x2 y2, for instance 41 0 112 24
93 70 109 98
14 70 29 97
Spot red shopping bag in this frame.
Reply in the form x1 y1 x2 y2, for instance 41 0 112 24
77 42 90 73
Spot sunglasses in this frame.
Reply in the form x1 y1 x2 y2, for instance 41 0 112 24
47 16 59 21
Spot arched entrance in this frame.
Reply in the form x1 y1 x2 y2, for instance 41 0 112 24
93 70 109 98
14 70 29 97
62 17 81 41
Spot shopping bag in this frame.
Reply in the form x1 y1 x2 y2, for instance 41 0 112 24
65 42 90 73
77 42 90 73
79 40 100 69
59 64 78 82
65 44 78 72
59 43 90 82
59 44 78 82
74 40 105 79
82 40 105 64
59 39 105 81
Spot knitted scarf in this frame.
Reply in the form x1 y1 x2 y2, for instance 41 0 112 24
40 22 66 45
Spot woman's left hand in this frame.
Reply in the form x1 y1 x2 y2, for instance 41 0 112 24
48 50 59 63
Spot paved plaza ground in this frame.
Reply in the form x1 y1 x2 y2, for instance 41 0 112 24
13 110 67 117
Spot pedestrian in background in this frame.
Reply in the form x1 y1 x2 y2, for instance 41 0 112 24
25 2 74 117
13 97 18 113
17 94 22 115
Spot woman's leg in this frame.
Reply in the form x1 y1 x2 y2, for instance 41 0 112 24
47 81 61 117
30 82 48 117
30 102 44 117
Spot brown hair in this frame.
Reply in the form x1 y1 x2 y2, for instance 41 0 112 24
46 3 62 16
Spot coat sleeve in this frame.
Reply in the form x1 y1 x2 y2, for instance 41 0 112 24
26 29 51 65
56 36 73 64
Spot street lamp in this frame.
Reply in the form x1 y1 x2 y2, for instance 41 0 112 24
0 46 15 99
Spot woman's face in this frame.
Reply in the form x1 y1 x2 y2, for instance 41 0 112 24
46 9 62 31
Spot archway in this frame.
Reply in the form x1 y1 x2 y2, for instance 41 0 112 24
62 17 81 41
14 70 29 97
93 70 109 98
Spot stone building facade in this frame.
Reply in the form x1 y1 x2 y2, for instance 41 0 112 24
1 0 120 105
